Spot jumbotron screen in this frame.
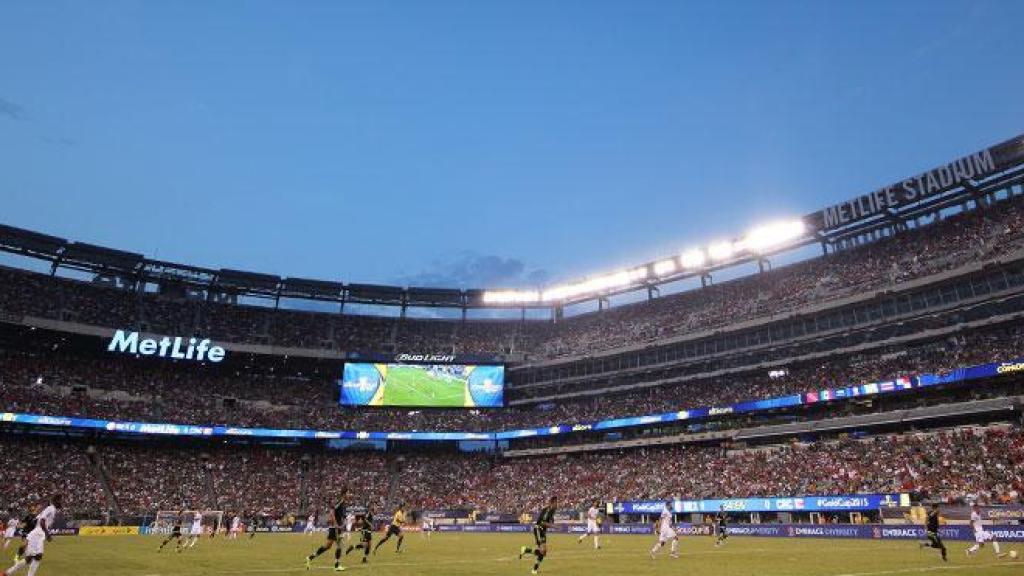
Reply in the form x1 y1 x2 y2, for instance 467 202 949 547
339 363 505 408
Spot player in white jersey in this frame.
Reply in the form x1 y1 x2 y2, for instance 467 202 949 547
184 511 203 549
966 503 1007 558
577 501 602 549
649 501 679 559
2 495 61 576
304 512 317 535
421 515 434 539
2 511 18 551
344 512 355 542
230 515 241 540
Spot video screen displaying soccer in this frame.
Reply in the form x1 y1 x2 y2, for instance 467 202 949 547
339 363 505 408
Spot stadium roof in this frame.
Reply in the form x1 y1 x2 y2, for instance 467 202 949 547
1 133 1022 310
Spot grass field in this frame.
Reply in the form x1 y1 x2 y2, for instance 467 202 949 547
24 532 1023 576
383 366 464 407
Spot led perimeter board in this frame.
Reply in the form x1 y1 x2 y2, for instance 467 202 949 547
339 362 505 408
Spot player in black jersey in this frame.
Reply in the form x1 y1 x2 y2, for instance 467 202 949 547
714 506 729 547
157 513 185 553
519 496 557 575
373 504 406 555
919 503 947 561
12 508 37 563
306 488 349 572
345 508 375 564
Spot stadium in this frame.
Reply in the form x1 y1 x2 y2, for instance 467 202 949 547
3 3 1024 576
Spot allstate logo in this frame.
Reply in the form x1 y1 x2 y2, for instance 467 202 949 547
467 366 504 407
787 527 795 537
341 364 382 405
872 527 881 539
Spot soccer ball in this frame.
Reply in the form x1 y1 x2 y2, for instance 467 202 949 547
1010 550 1019 560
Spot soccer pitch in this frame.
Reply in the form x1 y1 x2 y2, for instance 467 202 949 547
382 366 465 407
31 533 1022 576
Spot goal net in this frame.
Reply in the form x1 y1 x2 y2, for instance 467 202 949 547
152 510 225 536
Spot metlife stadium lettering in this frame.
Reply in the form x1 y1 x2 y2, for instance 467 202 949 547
107 330 226 363
813 133 1024 231
822 149 996 229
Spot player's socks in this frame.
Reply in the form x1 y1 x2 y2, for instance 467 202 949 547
23 562 37 576
533 551 545 573
334 547 343 567
594 536 600 549
993 542 1002 555
395 536 403 552
5 559 25 575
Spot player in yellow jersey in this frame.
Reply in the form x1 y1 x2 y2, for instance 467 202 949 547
373 504 406 554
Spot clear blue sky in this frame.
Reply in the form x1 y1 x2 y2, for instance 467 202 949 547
1 0 1022 290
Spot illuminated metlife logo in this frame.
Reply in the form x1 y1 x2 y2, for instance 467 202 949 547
107 330 226 363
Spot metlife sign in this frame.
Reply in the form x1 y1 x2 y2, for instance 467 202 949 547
107 330 226 363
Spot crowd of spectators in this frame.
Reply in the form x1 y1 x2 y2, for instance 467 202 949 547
3 424 1021 520
2 322 1022 434
1 198 1023 361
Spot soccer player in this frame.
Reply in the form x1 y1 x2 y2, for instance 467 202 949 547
344 512 356 543
305 488 349 572
2 511 18 551
577 501 601 549
967 502 1007 558
373 504 406 554
344 509 374 564
2 494 61 576
650 501 679 559
918 502 947 561
519 496 557 575
185 511 203 549
157 513 185 552
304 511 317 535
714 506 729 547
421 515 434 540
229 514 241 540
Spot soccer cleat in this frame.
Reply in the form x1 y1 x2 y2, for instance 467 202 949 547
334 565 346 571
361 557 368 564
998 553 1008 559
670 553 679 559
531 571 538 575
519 546 527 559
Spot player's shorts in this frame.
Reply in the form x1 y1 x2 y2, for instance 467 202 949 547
658 526 677 542
533 526 547 546
360 529 372 543
3 526 16 539
171 527 182 537
191 524 203 535
345 522 354 533
24 530 45 557
327 527 340 541
974 530 994 543
386 525 402 537
586 520 599 533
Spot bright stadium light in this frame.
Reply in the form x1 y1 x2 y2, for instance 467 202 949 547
628 267 649 281
482 290 540 304
542 269 639 301
742 219 806 253
708 241 735 261
653 259 677 276
680 249 705 269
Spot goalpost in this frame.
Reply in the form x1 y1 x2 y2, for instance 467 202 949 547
152 510 225 536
